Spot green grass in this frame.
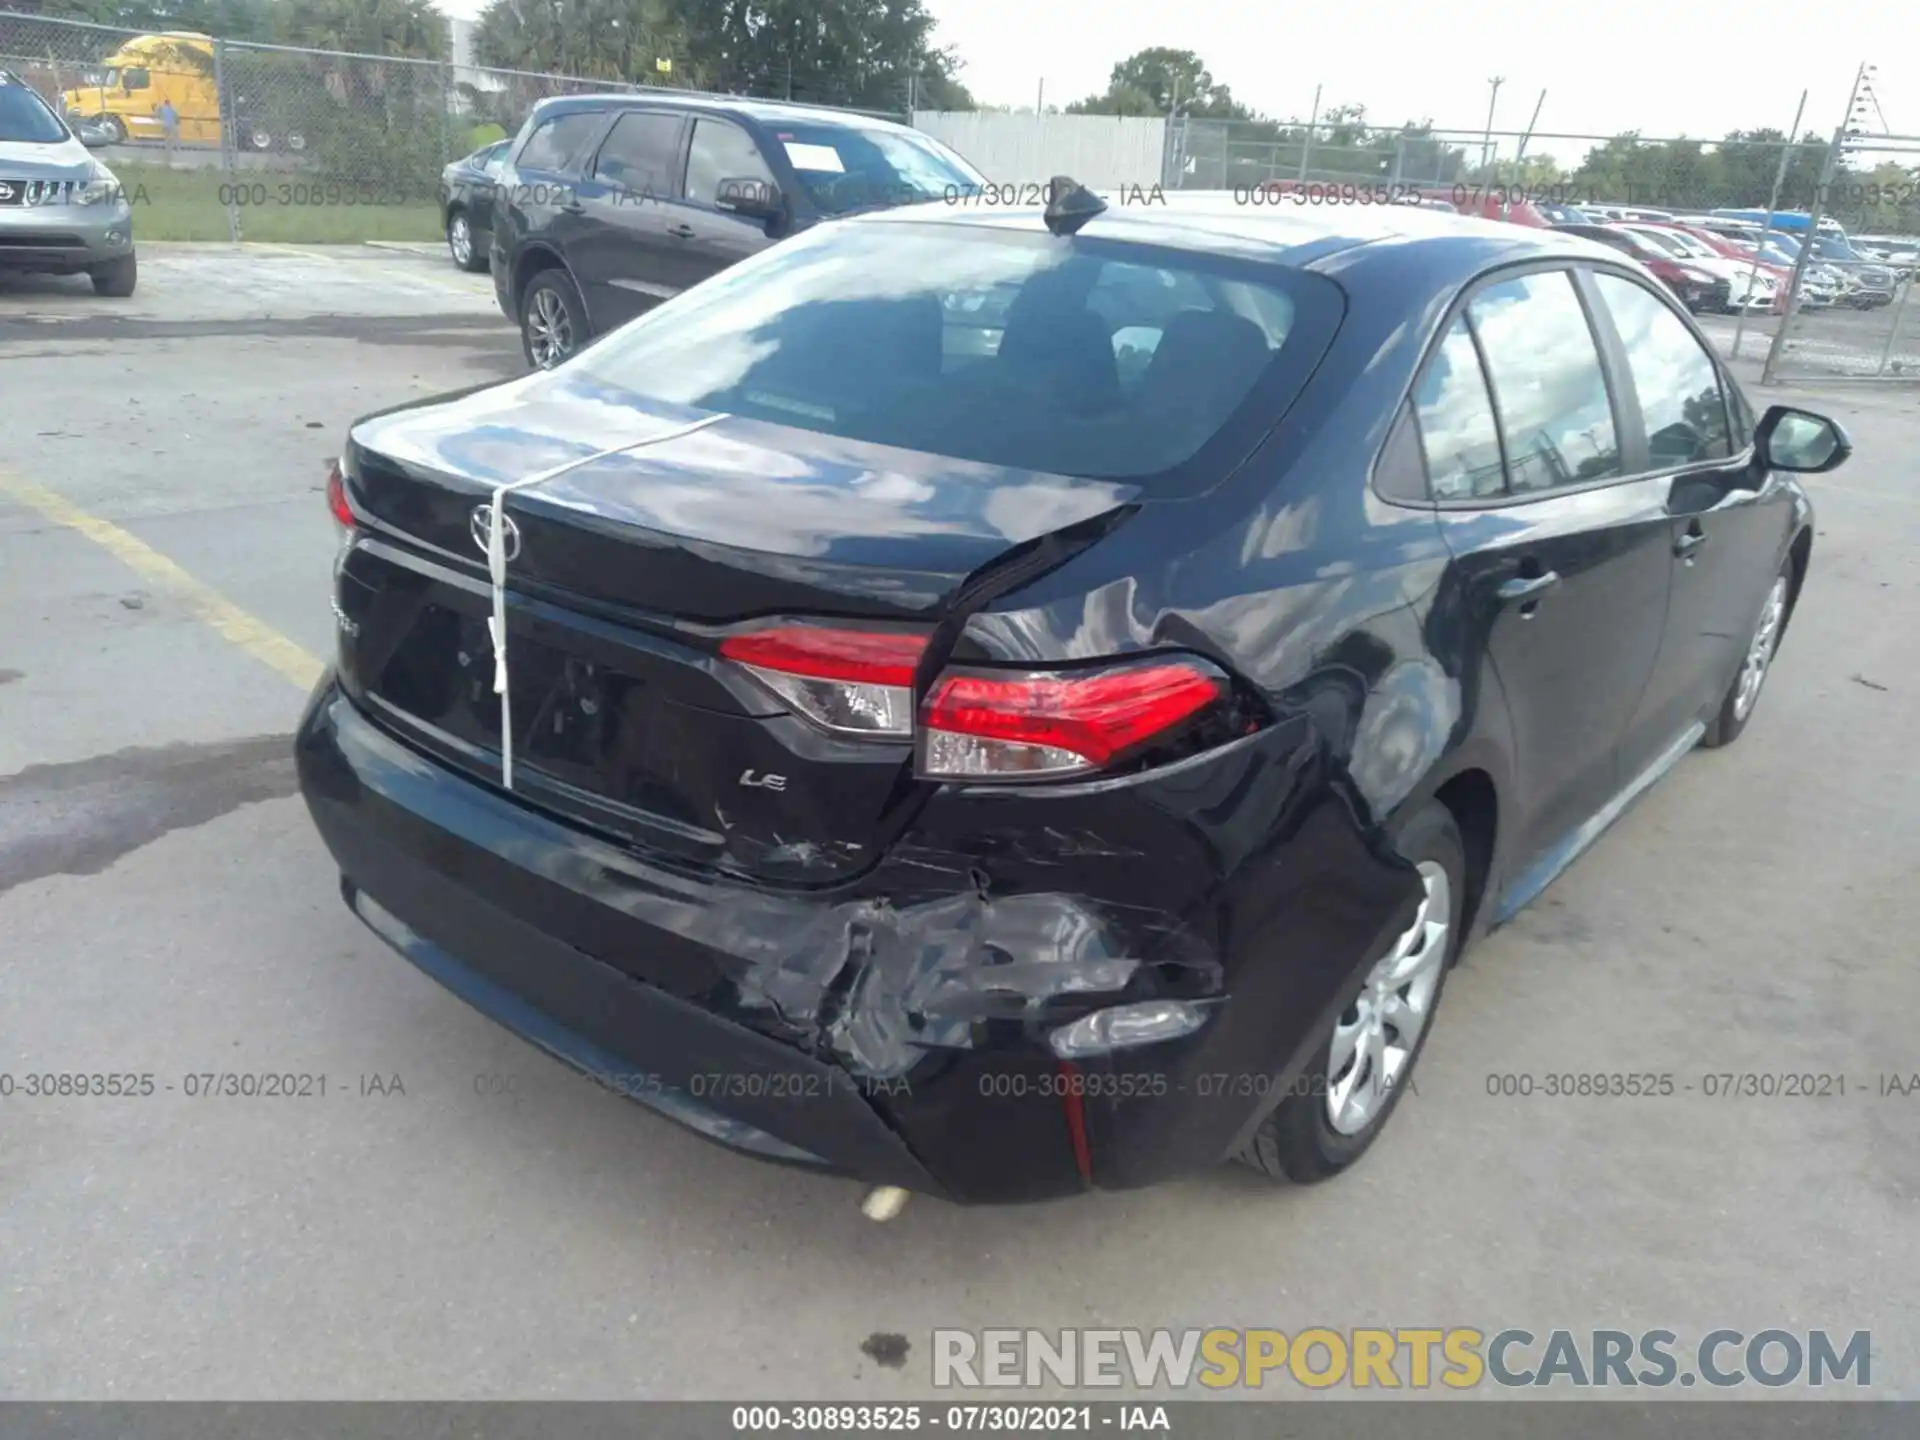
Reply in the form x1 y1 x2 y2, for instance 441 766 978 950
117 164 442 244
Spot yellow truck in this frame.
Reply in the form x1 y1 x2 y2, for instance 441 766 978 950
60 32 220 146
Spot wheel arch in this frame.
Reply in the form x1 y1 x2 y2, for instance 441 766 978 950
511 242 572 313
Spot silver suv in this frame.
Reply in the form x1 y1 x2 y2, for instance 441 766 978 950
0 70 137 296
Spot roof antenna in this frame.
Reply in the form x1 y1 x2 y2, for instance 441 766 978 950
1042 176 1106 236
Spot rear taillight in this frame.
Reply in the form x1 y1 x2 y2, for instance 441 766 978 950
719 626 928 738
325 457 355 530
721 624 1232 783
922 661 1226 779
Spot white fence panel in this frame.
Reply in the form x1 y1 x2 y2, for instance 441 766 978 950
911 111 1167 191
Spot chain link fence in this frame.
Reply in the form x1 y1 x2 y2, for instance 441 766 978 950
1 9 897 245
1752 139 1920 383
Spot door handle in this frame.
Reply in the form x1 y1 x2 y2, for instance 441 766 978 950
667 223 696 239
1497 571 1560 612
558 199 584 215
1674 530 1708 559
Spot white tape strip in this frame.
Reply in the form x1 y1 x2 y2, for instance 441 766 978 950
484 411 730 789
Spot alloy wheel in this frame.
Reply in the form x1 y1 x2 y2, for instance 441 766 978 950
1732 576 1788 722
1325 860 1450 1136
449 214 472 267
526 287 574 369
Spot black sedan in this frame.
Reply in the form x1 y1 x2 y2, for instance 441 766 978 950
438 138 509 272
299 190 1847 1206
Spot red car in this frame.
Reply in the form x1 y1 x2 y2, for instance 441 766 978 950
1641 221 1793 314
1549 222 1730 313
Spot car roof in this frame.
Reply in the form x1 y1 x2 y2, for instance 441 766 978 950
529 91 913 134
847 191 1636 276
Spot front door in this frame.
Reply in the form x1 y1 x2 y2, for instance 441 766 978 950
1420 270 1673 884
1585 271 1799 768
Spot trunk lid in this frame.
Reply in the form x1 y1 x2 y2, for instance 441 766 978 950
335 373 1138 886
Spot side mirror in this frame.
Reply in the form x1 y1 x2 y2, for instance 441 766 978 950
1755 404 1851 474
714 176 782 222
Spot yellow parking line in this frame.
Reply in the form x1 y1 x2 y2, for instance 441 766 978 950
0 468 323 691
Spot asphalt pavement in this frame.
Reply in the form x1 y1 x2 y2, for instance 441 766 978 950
2 244 1917 1401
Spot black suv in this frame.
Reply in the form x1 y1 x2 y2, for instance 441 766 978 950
488 94 988 368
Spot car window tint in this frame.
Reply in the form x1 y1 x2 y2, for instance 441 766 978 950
1083 261 1215 394
518 112 603 174
1414 317 1506 500
1594 274 1731 466
1469 271 1621 493
594 111 683 194
685 118 773 207
568 224 1337 487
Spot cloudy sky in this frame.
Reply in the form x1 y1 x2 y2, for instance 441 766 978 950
922 0 1908 156
431 0 1912 162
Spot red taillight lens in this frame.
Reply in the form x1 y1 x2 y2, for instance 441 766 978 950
921 661 1226 779
719 623 1233 778
325 458 355 530
719 626 929 738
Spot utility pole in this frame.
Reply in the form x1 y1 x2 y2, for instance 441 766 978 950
1514 88 1545 166
1297 82 1321 183
1763 63 1876 383
1481 76 1504 178
1730 88 1807 362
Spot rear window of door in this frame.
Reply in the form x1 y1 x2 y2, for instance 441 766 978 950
1413 317 1506 500
517 111 605 174
1592 273 1732 467
1467 270 1622 494
683 117 774 208
593 110 684 195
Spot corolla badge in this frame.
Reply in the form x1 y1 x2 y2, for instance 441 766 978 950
470 503 521 561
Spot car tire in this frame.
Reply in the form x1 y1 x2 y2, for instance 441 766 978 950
520 268 586 370
1235 800 1466 1185
1701 562 1792 749
446 208 487 272
89 253 138 298
101 115 127 145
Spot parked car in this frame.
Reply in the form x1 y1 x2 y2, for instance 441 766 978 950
440 138 510 272
1551 222 1729 311
1851 234 1919 278
302 192 1845 1205
490 94 988 368
0 69 137 295
1614 222 1779 312
1790 233 1898 307
1759 232 1871 309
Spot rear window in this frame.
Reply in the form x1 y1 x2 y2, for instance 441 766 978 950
0 83 66 144
769 122 985 216
567 222 1342 487
516 110 603 174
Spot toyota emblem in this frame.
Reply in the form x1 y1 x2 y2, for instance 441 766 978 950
0 183 14 201
470 502 521 561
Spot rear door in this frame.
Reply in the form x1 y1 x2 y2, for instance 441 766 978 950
666 115 786 291
1585 269 1793 760
1424 267 1674 885
567 107 691 331
499 106 609 276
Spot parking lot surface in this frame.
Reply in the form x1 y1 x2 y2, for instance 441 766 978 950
3 245 1918 1400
